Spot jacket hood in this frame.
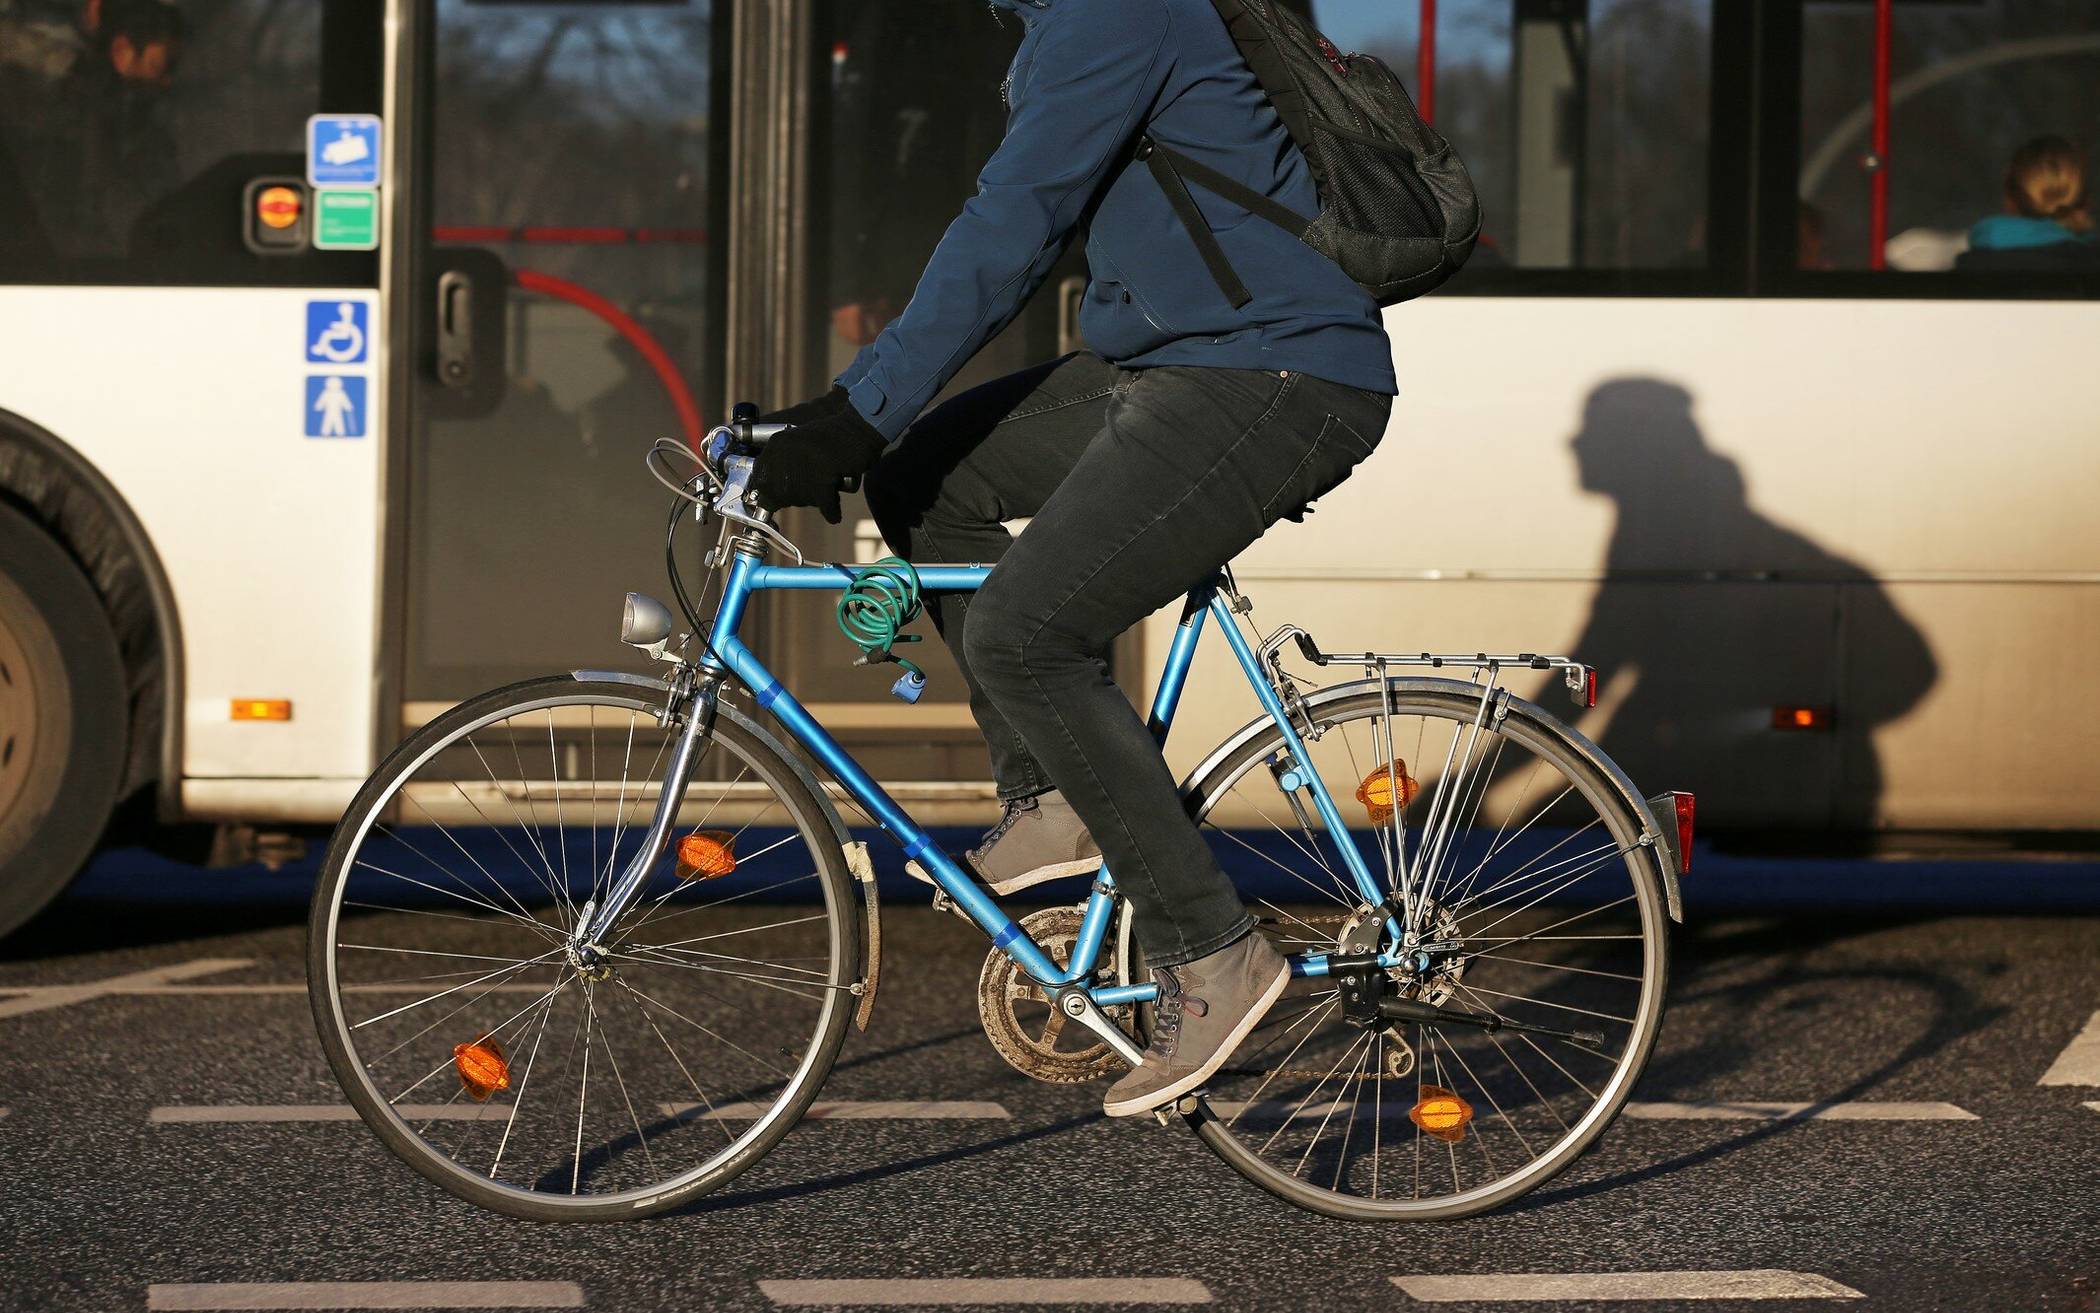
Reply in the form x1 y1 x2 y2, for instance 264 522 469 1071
1969 214 2092 251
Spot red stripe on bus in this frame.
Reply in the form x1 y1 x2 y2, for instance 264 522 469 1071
513 269 706 452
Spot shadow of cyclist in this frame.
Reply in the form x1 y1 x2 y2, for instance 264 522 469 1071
1564 378 1937 832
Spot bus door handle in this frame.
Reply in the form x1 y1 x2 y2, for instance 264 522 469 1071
435 269 476 388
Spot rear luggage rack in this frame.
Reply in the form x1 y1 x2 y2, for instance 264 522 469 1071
1282 629 1599 709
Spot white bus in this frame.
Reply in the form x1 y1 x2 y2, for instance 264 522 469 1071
1 0 2095 935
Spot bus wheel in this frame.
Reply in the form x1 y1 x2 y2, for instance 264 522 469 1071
0 501 127 939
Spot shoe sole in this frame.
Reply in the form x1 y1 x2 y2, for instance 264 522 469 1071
1100 953 1293 1119
904 855 1103 897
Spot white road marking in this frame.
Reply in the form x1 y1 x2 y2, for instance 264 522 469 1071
661 1100 1009 1121
760 1279 1211 1306
2039 1010 2100 1085
147 1282 583 1310
1623 1101 1978 1121
1390 1271 1865 1302
151 1105 502 1124
0 959 254 1019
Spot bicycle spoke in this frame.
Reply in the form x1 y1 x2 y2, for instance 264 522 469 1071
320 687 850 1210
1179 687 1660 1217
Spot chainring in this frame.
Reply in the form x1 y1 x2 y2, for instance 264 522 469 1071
977 905 1124 1084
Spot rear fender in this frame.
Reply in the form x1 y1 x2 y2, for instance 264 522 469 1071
1182 675 1687 923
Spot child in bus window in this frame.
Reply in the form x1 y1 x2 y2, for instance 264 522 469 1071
1956 135 2100 272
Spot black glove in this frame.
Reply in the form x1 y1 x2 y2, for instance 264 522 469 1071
759 385 855 429
748 387 888 525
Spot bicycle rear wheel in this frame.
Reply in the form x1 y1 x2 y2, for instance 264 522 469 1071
308 675 858 1220
1165 681 1670 1220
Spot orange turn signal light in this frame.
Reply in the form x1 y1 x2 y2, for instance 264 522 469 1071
1410 1084 1473 1142
230 698 292 721
1772 705 1833 731
675 829 737 881
453 1036 511 1101
1356 763 1419 824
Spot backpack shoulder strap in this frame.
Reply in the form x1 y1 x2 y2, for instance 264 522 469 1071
1139 137 1313 310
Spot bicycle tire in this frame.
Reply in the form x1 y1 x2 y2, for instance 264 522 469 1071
308 674 858 1221
1163 679 1670 1220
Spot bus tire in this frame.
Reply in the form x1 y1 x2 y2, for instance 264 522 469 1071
0 501 127 938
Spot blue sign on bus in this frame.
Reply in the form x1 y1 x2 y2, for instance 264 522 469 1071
305 300 369 365
307 114 383 188
306 375 368 439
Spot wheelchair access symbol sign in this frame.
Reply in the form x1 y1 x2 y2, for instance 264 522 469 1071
307 114 382 188
306 300 368 365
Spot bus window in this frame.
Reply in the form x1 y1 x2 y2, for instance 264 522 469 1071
0 0 377 286
813 3 1045 395
1311 0 1715 275
1799 0 2100 275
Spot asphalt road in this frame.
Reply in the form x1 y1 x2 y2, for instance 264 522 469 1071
2 863 2097 1313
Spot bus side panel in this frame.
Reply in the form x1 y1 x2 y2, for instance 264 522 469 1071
1160 297 2100 830
0 286 382 791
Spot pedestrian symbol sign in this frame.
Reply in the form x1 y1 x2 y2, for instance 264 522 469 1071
306 375 367 439
306 300 369 364
313 189 379 251
307 114 382 188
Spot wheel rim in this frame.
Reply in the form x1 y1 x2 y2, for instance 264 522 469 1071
1177 689 1667 1216
0 601 47 829
316 688 851 1210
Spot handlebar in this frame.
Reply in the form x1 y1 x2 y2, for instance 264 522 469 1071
720 413 862 494
649 400 867 566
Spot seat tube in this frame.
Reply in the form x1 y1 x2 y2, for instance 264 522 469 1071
1207 593 1384 909
1146 587 1211 743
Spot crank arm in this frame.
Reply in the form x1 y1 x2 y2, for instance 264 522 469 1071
1378 996 1605 1051
1051 985 1145 1067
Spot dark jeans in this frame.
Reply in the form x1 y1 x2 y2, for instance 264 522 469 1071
863 351 1392 967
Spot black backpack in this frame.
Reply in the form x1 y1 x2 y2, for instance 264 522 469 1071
1139 0 1480 308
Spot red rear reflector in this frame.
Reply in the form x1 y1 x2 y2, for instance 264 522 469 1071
1584 668 1599 708
1771 705 1833 731
1673 792 1695 874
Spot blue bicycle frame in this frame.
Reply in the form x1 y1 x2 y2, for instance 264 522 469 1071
683 553 1395 1010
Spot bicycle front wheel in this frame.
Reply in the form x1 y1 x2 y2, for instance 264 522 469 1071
308 675 858 1221
1168 680 1671 1220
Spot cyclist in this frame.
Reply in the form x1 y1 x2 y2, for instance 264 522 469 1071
750 0 1396 1118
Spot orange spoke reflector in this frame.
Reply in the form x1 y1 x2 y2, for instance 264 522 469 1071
675 829 737 881
1410 1084 1472 1143
453 1036 511 1102
1356 762 1419 824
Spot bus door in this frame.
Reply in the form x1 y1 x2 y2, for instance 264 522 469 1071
389 0 727 716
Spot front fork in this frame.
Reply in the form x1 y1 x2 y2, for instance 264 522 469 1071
570 672 719 963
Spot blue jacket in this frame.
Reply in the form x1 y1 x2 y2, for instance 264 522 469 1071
835 0 1398 442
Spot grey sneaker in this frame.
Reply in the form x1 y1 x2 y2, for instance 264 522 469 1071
905 790 1103 896
1102 930 1291 1119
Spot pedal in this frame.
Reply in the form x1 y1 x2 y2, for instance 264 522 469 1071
910 867 974 924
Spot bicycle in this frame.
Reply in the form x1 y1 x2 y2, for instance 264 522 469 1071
308 405 1692 1222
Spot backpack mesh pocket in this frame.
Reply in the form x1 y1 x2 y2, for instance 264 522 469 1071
1307 119 1442 243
